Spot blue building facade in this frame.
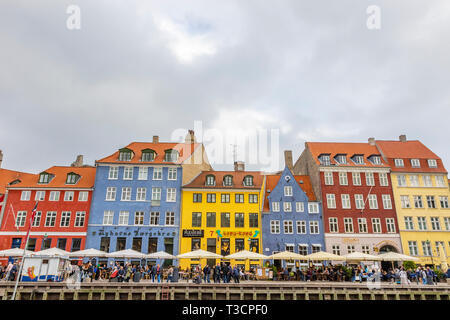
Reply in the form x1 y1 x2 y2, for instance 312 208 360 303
261 166 325 266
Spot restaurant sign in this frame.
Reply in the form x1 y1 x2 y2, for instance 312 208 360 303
183 229 204 238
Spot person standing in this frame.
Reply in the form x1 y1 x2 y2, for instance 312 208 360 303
156 264 161 283
118 266 125 282
214 263 221 283
399 267 409 285
426 267 435 285
233 266 240 283
203 264 210 283
151 264 157 282
167 266 174 283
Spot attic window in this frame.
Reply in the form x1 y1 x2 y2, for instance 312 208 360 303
205 175 216 186
141 149 156 162
38 173 51 184
370 156 381 165
394 159 404 167
164 150 179 162
428 159 437 168
319 155 331 166
335 154 347 164
353 155 365 165
66 173 80 184
410 159 420 168
118 149 133 161
223 175 233 186
243 175 254 186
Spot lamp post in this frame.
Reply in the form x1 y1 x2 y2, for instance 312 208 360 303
427 240 434 266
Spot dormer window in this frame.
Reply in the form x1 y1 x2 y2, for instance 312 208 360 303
410 159 420 168
394 159 404 167
164 149 179 162
243 175 254 186
319 154 331 166
428 159 437 168
353 155 364 165
66 173 80 184
118 149 133 161
205 175 216 186
38 172 52 184
141 149 156 162
370 155 381 165
335 154 347 164
223 175 233 186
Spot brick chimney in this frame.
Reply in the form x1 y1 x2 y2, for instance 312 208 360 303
234 161 245 171
185 130 196 144
368 137 375 146
284 150 293 171
399 134 407 142
153 135 159 143
0 150 3 168
71 155 84 167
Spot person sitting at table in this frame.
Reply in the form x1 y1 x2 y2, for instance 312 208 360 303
322 268 330 281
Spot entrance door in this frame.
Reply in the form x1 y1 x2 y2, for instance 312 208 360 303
379 245 399 270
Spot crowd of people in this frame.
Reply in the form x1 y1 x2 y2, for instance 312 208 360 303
0 261 19 281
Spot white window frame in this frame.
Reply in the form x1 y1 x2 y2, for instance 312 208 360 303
108 166 119 180
427 159 437 168
49 191 60 201
134 211 145 225
166 188 176 202
309 221 319 234
352 172 361 186
270 220 280 234
153 167 162 180
371 218 381 233
379 173 389 186
341 194 351 209
15 211 27 227
118 211 129 226
138 167 148 180
103 211 114 225
45 211 57 227
136 187 147 201
20 191 31 201
355 194 364 210
365 172 375 186
60 211 71 227
165 212 175 226
150 212 160 226
324 172 334 185
386 218 396 233
358 218 368 233
74 211 85 227
326 194 336 209
123 166 133 180
295 202 304 212
382 194 392 209
152 187 161 201
35 191 46 201
344 218 354 233
168 167 177 181
121 187 132 201
339 172 348 186
394 159 404 167
106 187 116 201
308 203 319 214
329 218 338 233
78 191 88 202
368 194 378 209
283 220 293 234
272 202 280 212
284 186 293 196
404 217 414 230
296 220 306 234
64 191 74 202
417 217 427 230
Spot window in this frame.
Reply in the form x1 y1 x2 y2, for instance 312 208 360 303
423 175 432 187
153 167 162 180
440 196 449 209
353 155 364 165
311 245 321 253
48 191 59 201
75 212 85 227
371 156 381 165
249 213 258 228
103 211 114 225
166 188 176 202
221 212 230 228
207 193 216 203
372 218 381 233
141 150 155 162
138 167 148 180
296 202 304 212
297 220 306 234
123 167 133 180
60 212 71 227
379 173 389 186
32 212 41 227
339 172 348 185
329 218 338 233
341 194 351 209
336 154 347 164
347 245 355 254
221 193 230 203
358 218 367 233
272 202 280 212
56 238 66 251
355 194 364 210
324 172 333 185
284 220 293 234
15 211 27 227
236 239 245 252
116 237 126 251
100 237 110 253
118 150 132 161
168 168 177 180
352 172 361 186
108 167 118 179
427 196 436 208
152 187 161 200
235 213 244 227
164 150 178 162
309 221 319 234
404 217 414 230
320 155 331 165
121 187 131 201
136 188 146 201
422 241 432 256
20 191 31 201
400 195 411 208
435 242 445 256
332 245 341 255
205 175 215 186
249 194 258 203
243 175 254 186
298 245 308 256
285 244 294 253
386 218 396 233
193 193 202 203
38 173 51 184
191 212 202 227
382 195 392 209
66 173 79 184
365 172 375 186
417 217 427 230
410 159 420 168
408 241 418 256
106 187 116 201
70 238 81 252
45 212 57 227
64 191 74 201
428 159 437 168
35 191 46 201
344 218 353 233
150 212 160 225
78 191 88 201
414 195 423 208
308 203 319 213
41 238 52 250
435 175 445 187
270 220 280 234
134 212 145 225
223 175 233 186
430 217 441 231
397 175 407 187
235 194 244 203
132 237 142 252
443 217 450 231
283 202 292 212
284 186 293 196
118 211 129 225
368 194 378 209
394 159 404 167
409 175 419 187
206 212 216 228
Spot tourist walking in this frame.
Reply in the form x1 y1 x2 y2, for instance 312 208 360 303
203 264 210 283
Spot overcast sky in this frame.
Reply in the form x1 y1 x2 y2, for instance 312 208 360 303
1 0 449 173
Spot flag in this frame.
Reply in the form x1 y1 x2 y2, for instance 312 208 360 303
24 201 39 241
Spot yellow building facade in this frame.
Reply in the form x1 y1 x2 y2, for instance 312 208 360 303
179 169 265 270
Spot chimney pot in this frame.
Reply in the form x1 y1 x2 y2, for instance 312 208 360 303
185 130 196 144
71 155 84 167
284 150 293 170
399 134 407 142
234 161 245 171
0 150 3 168
153 135 159 143
368 137 375 146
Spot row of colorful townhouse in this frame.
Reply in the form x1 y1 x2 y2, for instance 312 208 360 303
0 133 449 269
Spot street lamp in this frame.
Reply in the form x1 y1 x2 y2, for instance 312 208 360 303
427 240 434 266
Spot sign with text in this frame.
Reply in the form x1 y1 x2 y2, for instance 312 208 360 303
183 229 204 238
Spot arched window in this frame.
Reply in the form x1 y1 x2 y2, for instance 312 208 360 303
223 175 233 186
164 149 179 162
205 175 216 186
243 175 254 186
38 172 52 184
141 149 156 162
118 148 133 161
66 173 80 184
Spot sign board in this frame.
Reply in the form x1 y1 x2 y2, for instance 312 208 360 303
182 229 204 238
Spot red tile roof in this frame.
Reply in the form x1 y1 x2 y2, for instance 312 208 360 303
96 142 201 164
0 169 35 194
306 142 388 167
263 174 316 211
7 166 96 189
183 171 264 189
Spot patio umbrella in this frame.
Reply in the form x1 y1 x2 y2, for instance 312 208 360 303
146 251 176 260
69 248 108 258
177 249 222 259
224 250 268 260
106 249 147 259
344 251 382 262
268 251 306 260
0 248 33 257
33 247 71 257
377 252 419 262
306 251 345 261
438 244 448 273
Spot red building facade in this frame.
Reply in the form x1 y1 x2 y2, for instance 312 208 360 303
0 166 96 254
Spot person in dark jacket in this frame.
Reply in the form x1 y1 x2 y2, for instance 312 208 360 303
233 266 240 283
221 263 227 283
151 264 157 282
117 266 125 282
203 265 210 283
214 263 221 283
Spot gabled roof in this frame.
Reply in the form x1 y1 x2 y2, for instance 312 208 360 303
7 166 96 189
96 142 200 165
0 169 35 194
306 142 388 167
183 171 264 189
